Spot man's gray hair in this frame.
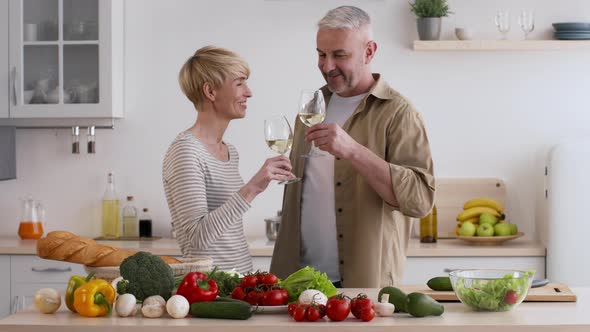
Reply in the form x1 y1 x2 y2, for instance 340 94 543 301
318 6 372 31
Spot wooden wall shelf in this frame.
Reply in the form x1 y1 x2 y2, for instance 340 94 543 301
413 40 590 51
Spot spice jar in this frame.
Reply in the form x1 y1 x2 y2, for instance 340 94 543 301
71 126 80 154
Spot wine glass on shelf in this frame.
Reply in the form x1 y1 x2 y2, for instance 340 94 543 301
264 115 300 185
495 11 511 40
518 11 535 40
298 89 326 158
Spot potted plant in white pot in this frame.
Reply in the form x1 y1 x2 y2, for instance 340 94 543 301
410 0 452 40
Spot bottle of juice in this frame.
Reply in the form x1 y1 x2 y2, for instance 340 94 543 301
420 204 437 243
18 196 44 240
122 196 138 237
101 171 120 239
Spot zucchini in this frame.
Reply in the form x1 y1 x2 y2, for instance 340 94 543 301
427 276 453 291
190 298 253 320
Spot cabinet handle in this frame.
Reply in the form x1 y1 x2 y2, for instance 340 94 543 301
11 67 18 106
31 267 72 273
10 296 17 314
443 268 457 273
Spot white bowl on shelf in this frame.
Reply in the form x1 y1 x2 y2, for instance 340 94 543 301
455 28 474 40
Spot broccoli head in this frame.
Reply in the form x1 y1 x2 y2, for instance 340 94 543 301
118 251 175 301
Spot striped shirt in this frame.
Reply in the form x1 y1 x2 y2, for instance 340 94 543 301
162 131 253 274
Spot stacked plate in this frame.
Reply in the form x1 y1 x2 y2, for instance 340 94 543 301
553 22 590 40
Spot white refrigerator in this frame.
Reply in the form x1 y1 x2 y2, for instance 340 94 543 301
545 139 590 286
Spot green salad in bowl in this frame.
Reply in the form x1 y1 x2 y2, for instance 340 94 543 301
449 269 534 311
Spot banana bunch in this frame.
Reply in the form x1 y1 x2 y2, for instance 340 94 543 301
455 198 505 235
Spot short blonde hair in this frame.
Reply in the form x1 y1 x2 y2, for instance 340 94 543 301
178 46 250 109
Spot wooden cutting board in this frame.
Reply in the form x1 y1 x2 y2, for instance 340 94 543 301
399 283 577 302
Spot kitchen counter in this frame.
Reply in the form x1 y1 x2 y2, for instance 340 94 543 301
0 287 587 332
0 237 546 257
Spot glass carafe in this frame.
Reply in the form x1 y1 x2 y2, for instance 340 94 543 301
18 196 44 240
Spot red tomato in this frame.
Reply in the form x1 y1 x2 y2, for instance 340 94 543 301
245 290 261 305
279 288 289 304
360 307 375 322
263 289 285 306
231 286 246 301
256 273 266 285
262 273 279 285
293 305 307 322
305 306 322 322
351 293 374 319
241 275 258 288
504 290 519 305
325 294 351 322
288 302 298 316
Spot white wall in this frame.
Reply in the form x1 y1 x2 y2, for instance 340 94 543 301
1 0 590 241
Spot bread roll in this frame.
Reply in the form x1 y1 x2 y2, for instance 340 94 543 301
36 231 180 266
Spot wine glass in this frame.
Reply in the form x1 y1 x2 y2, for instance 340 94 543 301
264 115 300 185
495 11 511 40
298 89 326 158
518 11 535 40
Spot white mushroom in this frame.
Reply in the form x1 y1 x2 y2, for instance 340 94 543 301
115 293 138 317
166 295 190 319
141 295 166 318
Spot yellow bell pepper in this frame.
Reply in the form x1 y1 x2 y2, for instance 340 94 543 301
73 279 115 317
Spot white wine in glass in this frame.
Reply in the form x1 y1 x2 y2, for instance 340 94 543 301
264 115 300 185
298 89 326 158
266 138 293 154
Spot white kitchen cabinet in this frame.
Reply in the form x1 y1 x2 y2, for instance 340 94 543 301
9 255 85 314
402 256 545 285
5 0 124 122
0 0 8 118
0 256 10 318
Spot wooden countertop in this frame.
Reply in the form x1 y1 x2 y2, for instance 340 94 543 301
0 237 545 258
1 287 587 331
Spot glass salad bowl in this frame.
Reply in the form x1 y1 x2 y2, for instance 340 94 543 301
449 269 534 311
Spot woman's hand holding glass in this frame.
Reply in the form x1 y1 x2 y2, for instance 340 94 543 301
264 115 300 185
240 155 295 201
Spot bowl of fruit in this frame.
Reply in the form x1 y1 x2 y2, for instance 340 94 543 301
449 269 534 311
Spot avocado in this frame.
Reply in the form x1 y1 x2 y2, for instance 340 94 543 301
378 286 407 313
427 276 453 291
406 292 444 317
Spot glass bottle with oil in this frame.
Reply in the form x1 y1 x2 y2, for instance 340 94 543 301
122 196 139 237
420 204 437 243
101 171 120 238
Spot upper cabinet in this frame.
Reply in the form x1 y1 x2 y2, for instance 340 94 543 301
0 0 8 118
6 0 123 120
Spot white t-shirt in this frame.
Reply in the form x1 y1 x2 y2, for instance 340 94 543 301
300 92 367 282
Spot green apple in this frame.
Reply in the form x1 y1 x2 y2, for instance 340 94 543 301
459 221 477 236
494 223 512 236
509 223 518 235
477 223 494 237
479 213 499 226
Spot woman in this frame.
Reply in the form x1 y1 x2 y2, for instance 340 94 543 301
163 46 294 273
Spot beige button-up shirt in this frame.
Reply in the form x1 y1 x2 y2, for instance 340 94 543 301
270 74 435 288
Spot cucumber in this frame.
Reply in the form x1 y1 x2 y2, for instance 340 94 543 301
190 298 253 320
427 276 453 291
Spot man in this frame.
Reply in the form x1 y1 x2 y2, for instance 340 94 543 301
270 6 435 288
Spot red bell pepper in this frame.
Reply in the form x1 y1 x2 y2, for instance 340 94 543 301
176 269 219 304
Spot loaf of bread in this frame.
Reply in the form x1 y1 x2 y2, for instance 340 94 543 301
36 231 181 266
